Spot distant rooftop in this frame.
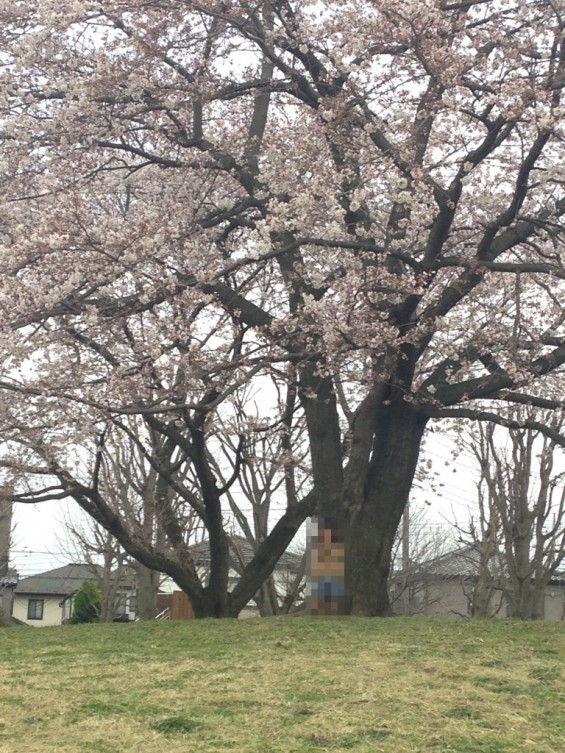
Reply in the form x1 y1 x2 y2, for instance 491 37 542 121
416 545 486 579
15 563 105 596
189 535 303 572
399 544 565 584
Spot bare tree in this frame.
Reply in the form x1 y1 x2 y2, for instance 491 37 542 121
207 376 308 615
96 423 172 620
60 514 132 622
465 418 565 619
48 416 208 619
389 501 452 615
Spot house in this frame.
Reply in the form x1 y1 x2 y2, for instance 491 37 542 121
189 534 302 574
187 534 305 616
12 563 138 627
391 544 565 620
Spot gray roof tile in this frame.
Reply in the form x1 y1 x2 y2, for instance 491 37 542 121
189 535 303 572
15 563 103 596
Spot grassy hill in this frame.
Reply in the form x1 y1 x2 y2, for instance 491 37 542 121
0 617 564 753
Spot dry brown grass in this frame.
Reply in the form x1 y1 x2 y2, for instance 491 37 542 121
0 617 564 752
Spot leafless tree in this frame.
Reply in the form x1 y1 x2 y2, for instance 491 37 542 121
464 417 565 619
59 418 208 619
207 376 308 615
60 514 132 622
389 501 452 615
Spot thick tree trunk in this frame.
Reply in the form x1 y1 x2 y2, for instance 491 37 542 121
471 580 495 618
508 580 546 620
0 494 12 582
189 528 231 618
194 587 231 618
300 364 428 617
345 402 427 616
134 564 160 620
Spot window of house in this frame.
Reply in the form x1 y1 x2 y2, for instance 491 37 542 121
113 591 137 620
27 598 44 620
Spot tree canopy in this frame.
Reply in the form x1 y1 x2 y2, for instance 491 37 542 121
0 1 564 615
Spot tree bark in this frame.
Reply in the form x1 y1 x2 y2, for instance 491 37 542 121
345 401 427 616
134 564 160 620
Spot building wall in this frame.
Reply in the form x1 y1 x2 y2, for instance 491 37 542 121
420 580 507 618
393 578 474 617
12 594 63 627
111 589 137 621
394 577 565 621
420 580 470 618
543 588 565 621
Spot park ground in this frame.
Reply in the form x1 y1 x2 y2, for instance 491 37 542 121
0 617 564 753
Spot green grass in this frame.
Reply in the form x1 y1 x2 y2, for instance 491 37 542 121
0 618 564 752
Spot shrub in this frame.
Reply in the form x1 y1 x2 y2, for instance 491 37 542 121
70 580 102 624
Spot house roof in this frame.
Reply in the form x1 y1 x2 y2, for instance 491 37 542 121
399 544 565 585
14 563 104 596
0 567 18 587
415 545 485 579
189 535 303 572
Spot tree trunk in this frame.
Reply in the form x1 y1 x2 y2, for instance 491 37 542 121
255 576 280 616
508 579 546 620
98 545 119 623
195 585 231 618
135 564 160 620
531 578 548 620
345 402 427 616
471 579 494 618
0 493 12 582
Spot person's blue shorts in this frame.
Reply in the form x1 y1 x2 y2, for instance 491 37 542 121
310 576 346 601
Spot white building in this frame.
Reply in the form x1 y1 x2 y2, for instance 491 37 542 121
12 563 137 626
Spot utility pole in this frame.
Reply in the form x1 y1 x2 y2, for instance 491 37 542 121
402 502 412 613
402 502 410 572
0 488 13 581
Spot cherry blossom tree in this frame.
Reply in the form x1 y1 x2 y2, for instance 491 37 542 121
0 1 565 616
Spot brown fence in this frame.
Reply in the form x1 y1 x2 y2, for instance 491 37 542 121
170 590 194 621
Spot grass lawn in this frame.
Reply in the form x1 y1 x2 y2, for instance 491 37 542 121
0 617 564 753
